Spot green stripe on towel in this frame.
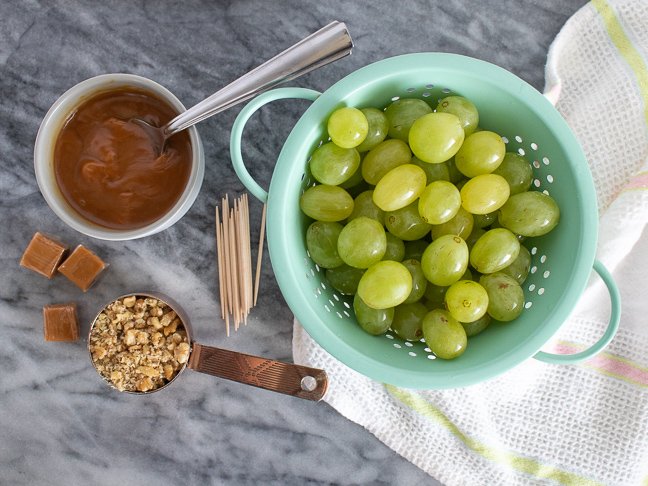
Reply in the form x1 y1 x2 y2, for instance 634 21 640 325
592 0 648 129
385 385 602 486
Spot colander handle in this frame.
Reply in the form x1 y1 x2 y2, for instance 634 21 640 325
230 87 321 202
533 259 621 364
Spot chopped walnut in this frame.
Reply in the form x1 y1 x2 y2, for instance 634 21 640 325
89 295 189 393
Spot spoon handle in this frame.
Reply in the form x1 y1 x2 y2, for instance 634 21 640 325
163 21 353 138
188 343 329 401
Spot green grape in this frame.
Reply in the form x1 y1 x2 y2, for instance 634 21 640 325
361 139 412 185
499 245 531 284
383 232 405 262
492 152 533 195
411 156 450 183
356 108 389 152
430 206 474 240
306 221 344 269
454 131 505 177
326 264 365 295
423 282 448 309
391 302 427 341
339 162 365 191
446 157 464 184
498 191 560 237
470 228 520 274
384 98 432 141
461 313 491 337
347 190 385 225
444 280 489 323
327 107 368 149
422 309 467 359
357 260 413 309
353 293 393 335
435 96 479 136
309 142 360 186
300 185 354 221
418 180 461 225
465 227 487 251
337 216 386 269
479 273 525 321
473 212 497 229
401 258 428 304
421 235 469 286
403 239 430 261
385 201 432 241
373 164 427 212
408 112 465 164
460 174 510 215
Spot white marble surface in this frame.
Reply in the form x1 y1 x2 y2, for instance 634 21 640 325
1 1 587 484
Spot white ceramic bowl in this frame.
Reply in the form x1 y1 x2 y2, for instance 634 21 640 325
34 74 205 241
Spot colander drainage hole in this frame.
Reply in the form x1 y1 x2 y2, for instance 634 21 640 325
515 135 523 143
531 142 538 150
408 352 417 357
525 301 533 309
393 343 402 349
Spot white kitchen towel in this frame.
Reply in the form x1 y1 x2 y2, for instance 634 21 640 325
293 1 648 484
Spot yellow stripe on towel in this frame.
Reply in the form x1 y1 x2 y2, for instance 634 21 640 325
592 0 648 128
385 385 602 486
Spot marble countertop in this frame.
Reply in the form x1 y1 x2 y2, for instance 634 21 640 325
1 1 587 484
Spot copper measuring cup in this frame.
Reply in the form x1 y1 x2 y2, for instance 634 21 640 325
88 292 328 401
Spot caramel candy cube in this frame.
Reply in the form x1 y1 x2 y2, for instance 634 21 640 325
19 232 68 279
58 245 107 292
43 303 79 341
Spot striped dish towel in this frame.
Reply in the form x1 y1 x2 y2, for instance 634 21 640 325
293 1 648 484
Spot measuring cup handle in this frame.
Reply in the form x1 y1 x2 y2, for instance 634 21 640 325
230 87 321 202
187 343 328 401
534 260 621 364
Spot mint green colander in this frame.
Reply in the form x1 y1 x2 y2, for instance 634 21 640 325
230 53 621 389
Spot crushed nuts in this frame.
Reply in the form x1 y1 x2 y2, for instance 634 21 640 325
89 295 189 392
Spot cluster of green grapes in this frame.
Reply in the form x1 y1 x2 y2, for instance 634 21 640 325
299 95 560 360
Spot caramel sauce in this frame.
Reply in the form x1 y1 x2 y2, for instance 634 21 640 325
53 88 192 230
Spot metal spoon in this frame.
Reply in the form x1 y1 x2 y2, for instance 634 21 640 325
132 21 353 152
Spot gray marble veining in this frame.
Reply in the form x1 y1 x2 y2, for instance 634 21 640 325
1 1 587 484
